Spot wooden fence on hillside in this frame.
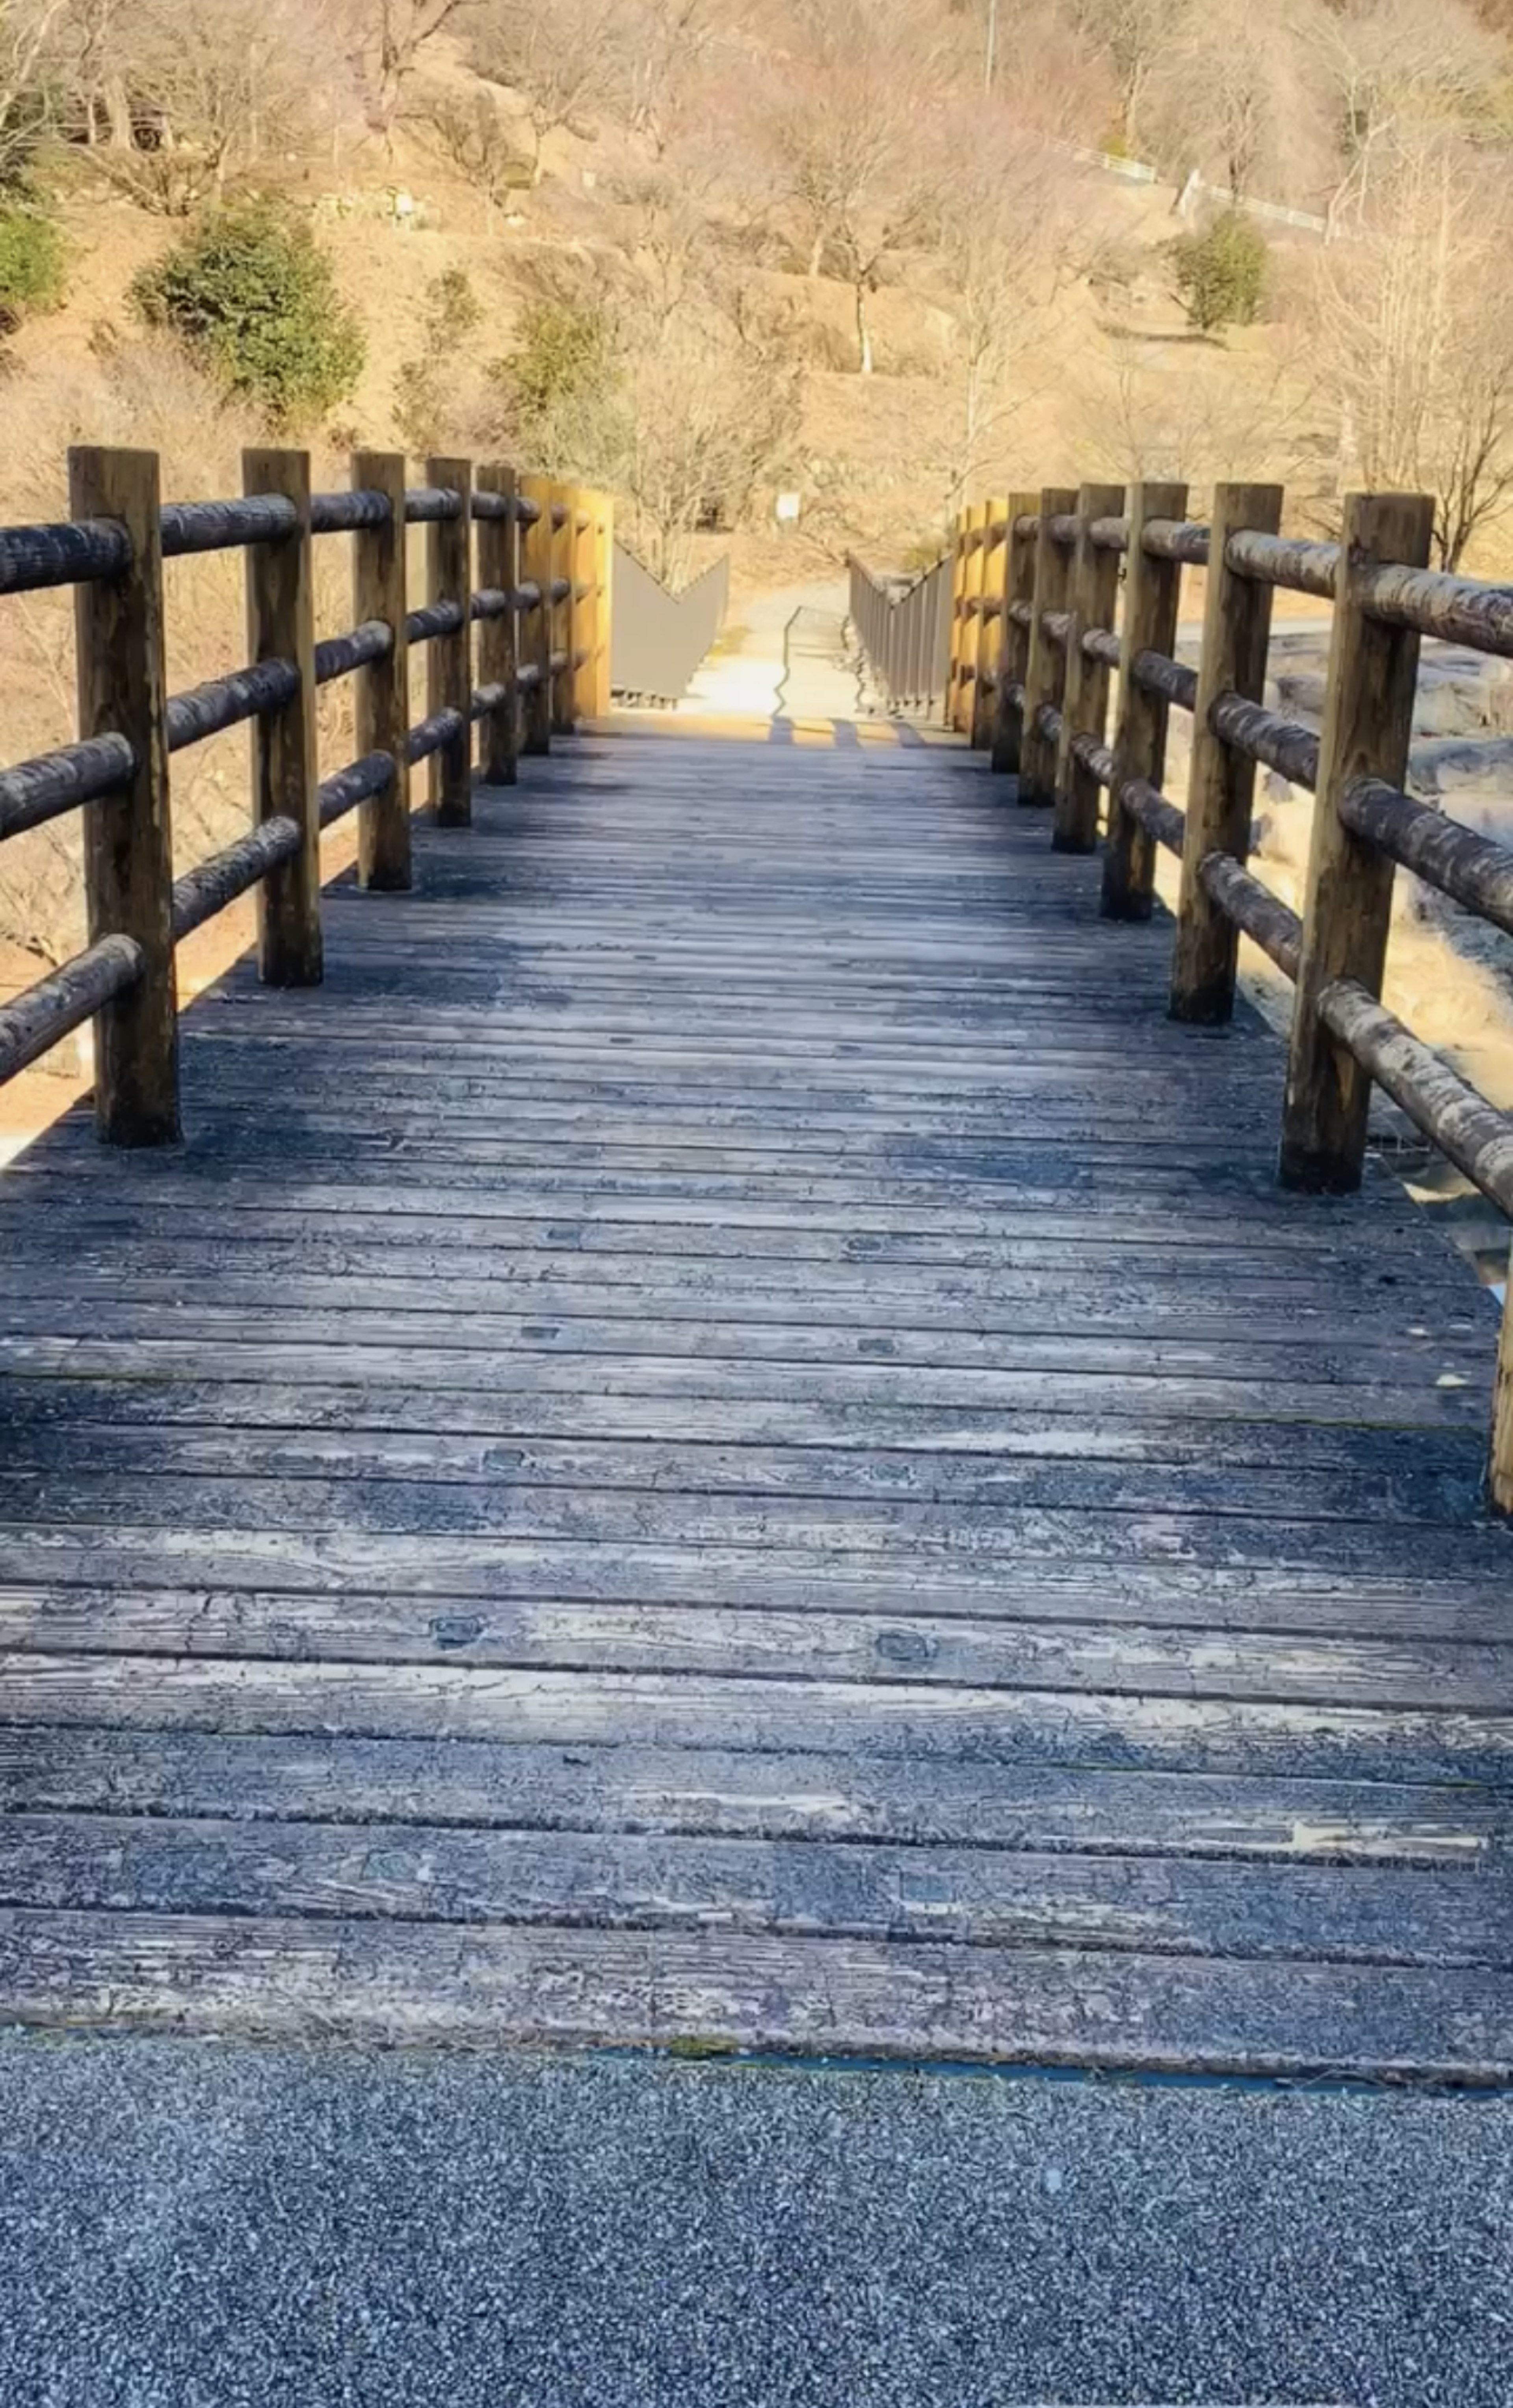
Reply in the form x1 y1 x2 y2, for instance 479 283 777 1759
0 451 614 1144
855 481 1513 1511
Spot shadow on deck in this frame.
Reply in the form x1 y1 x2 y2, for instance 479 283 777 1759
0 727 1510 2079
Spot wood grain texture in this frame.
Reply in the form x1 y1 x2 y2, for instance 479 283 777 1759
425 454 473 826
1171 482 1282 1023
69 445 180 1144
243 448 322 987
1 722 1509 2075
1281 491 1436 1192
1101 482 1189 921
1019 489 1076 804
351 450 412 890
990 489 1039 774
1052 482 1125 853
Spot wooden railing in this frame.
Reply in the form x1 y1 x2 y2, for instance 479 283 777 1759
0 447 613 1145
877 479 1513 1512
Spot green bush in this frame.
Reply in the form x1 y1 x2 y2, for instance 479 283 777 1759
0 203 64 331
1169 210 1268 336
394 271 483 455
130 204 365 428
498 298 619 437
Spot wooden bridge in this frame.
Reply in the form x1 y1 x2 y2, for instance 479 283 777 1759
1 452 1511 2081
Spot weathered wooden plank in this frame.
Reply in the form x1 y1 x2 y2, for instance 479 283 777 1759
5 1654 1513 1785
3 1727 1497 1866
0 1379 1486 1475
3 1910 1512 2078
0 1298 1486 1389
0 1424 1485 1528
3 1585 1510 1710
0 1340 1486 1433
0 1266 1480 1358
2 1813 1506 1967
6 1531 1504 1638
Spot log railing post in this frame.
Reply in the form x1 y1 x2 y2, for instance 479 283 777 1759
550 484 574 734
244 446 321 986
1102 480 1188 921
70 444 179 1145
593 492 614 716
945 508 969 729
476 460 519 787
1054 480 1126 853
1494 1288 1513 1517
971 498 1009 748
427 453 474 827
1279 490 1435 1191
1018 485 1076 806
953 503 988 735
571 494 597 724
1169 482 1283 1022
352 449 412 888
991 491 1039 774
519 473 552 756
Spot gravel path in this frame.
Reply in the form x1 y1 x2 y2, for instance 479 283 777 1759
2 2032 1510 2407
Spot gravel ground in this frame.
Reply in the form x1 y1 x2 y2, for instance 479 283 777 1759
1 2032 1510 2408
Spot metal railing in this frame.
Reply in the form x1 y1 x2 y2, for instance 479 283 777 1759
847 552 952 717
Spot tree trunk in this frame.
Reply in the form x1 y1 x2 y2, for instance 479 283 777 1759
855 280 874 375
105 76 133 149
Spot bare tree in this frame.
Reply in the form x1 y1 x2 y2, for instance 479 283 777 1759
619 0 721 157
0 0 69 180
1067 0 1191 156
1311 0 1502 233
926 113 1076 513
89 0 337 213
471 0 623 185
336 0 470 138
1312 128 1513 568
60 0 134 147
420 82 526 220
1143 0 1335 205
770 0 944 372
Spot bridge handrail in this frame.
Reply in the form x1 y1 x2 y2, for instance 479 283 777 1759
0 451 615 1135
857 478 1513 1512
846 549 953 718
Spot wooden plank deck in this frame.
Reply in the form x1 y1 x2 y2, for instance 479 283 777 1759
1 725 1511 2078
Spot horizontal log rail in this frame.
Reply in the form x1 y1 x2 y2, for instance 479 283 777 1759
1120 777 1186 856
0 445 615 1145
1317 979 1513 1218
1339 777 1513 936
170 815 303 942
0 733 136 839
0 930 142 1086
1197 852 1303 981
1207 692 1320 791
864 472 1513 1511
